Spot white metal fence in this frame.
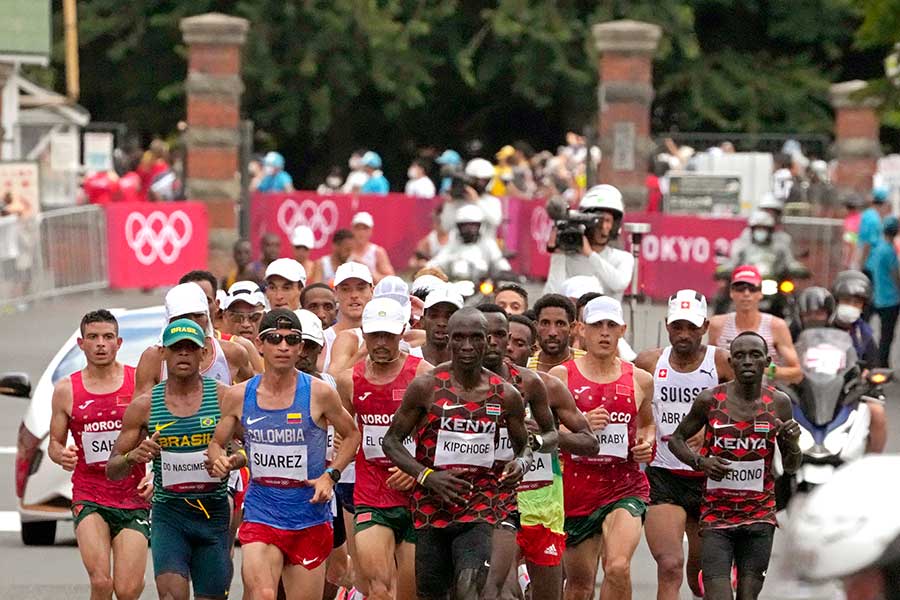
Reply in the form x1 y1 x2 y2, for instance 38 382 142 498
0 206 108 307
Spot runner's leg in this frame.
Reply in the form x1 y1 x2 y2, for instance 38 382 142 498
645 504 687 600
242 543 285 600
484 525 519 600
395 541 416 600
74 512 114 600
528 562 562 600
282 562 328 600
111 528 148 600
701 528 736 600
450 523 493 600
155 573 191 600
355 524 398 599
599 509 643 600
684 518 703 598
562 533 602 600
734 524 774 600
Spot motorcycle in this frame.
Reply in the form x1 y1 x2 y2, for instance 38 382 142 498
774 327 891 504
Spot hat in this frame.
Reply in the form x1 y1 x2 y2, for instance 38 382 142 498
411 274 445 295
362 297 406 335
435 149 462 166
361 151 382 169
165 282 209 321
263 151 285 169
667 289 708 327
455 203 484 224
873 187 890 203
351 211 374 228
424 287 464 310
374 276 410 305
334 261 373 286
215 289 228 311
291 226 315 249
561 275 603 300
265 258 307 285
259 308 302 336
495 145 516 160
162 318 206 348
885 215 900 235
294 309 325 346
583 296 625 326
225 281 267 310
731 265 762 287
465 158 495 180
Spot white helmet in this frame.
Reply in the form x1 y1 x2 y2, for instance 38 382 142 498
748 210 775 229
579 184 624 218
758 192 784 211
787 455 900 582
465 158 495 180
455 203 484 224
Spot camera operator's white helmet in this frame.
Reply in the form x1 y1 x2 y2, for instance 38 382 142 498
465 158 495 180
579 184 624 218
748 210 775 229
758 192 784 212
456 203 484 224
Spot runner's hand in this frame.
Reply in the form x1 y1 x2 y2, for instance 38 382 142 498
687 428 705 453
775 418 801 443
631 438 653 464
129 431 161 464
386 467 416 491
59 444 78 471
699 456 732 481
423 469 471 504
586 407 610 431
524 418 540 434
499 458 526 488
307 474 335 504
206 453 234 479
138 473 153 501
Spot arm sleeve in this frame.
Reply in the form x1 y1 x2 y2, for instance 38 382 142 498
588 248 634 296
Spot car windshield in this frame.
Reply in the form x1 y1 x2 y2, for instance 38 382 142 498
51 309 166 385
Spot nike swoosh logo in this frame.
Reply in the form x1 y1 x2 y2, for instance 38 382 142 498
78 400 95 410
442 403 464 410
155 421 177 432
246 416 267 425
136 520 149 527
301 557 319 566
713 423 728 429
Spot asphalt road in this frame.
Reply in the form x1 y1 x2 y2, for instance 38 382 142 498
0 287 895 598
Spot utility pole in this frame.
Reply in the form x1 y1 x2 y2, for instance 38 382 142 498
63 0 79 101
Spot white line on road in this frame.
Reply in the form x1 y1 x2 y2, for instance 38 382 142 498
0 447 17 455
0 512 20 532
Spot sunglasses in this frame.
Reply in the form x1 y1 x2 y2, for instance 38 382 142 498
731 282 760 293
227 311 264 324
262 333 303 346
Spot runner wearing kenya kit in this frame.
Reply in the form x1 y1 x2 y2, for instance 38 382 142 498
108 319 234 600
207 309 360 600
334 298 433 600
478 304 598 600
383 308 530 600
549 296 655 600
668 332 801 600
634 290 733 600
49 310 150 600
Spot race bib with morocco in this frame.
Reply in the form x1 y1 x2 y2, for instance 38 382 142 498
82 429 120 465
575 422 629 462
160 450 221 493
706 459 765 493
361 424 416 463
434 430 495 468
250 443 308 487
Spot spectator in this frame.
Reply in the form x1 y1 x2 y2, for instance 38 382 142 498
248 232 282 283
316 166 344 195
349 211 394 282
404 159 436 198
137 139 170 193
842 193 865 269
860 188 892 277
222 239 260 290
247 154 264 191
645 157 664 212
491 145 515 197
435 149 463 194
291 226 316 279
359 151 389 194
310 228 354 285
254 151 294 193
871 216 900 367
342 149 369 193
508 143 537 197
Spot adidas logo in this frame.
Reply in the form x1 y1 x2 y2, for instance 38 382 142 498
544 544 558 557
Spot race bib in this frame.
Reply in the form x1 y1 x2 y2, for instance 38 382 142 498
706 459 765 493
658 403 692 438
361 424 415 463
250 443 308 487
326 425 335 463
495 427 514 462
518 451 554 491
82 430 119 465
595 422 629 459
160 450 221 493
434 430 495 468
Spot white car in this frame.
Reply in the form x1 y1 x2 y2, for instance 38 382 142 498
3 306 165 545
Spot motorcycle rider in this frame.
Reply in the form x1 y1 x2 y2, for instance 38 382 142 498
428 204 511 283
831 270 879 368
440 158 503 243
543 184 634 303
790 286 836 341
719 209 804 281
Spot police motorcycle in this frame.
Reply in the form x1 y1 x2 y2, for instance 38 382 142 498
773 327 891 504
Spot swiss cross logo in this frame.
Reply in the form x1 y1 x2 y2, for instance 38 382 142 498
658 368 668 379
681 301 691 309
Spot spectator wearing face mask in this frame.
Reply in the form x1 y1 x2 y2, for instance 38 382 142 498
253 151 294 193
359 151 390 195
342 149 370 193
404 159 436 198
317 166 344 195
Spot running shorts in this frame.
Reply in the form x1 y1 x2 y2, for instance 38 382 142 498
701 523 775 583
73 501 150 541
564 497 647 547
355 505 416 545
239 521 333 569
647 466 704 521
517 523 565 567
415 522 493 599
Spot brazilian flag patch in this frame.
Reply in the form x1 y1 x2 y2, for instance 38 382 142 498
200 416 217 428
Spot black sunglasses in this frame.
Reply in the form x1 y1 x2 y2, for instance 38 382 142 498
731 282 760 293
262 333 303 346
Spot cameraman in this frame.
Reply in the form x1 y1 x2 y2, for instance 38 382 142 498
440 158 503 243
543 184 634 302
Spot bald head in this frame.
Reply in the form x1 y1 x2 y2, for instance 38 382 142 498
448 307 488 334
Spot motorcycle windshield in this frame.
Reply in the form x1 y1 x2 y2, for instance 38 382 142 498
794 328 858 427
741 245 779 279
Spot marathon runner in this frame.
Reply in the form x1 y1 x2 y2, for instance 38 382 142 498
300 283 338 330
334 297 433 599
107 319 234 600
506 315 538 369
420 286 464 365
478 304 598 600
221 281 267 341
633 290 733 600
668 332 801 600
321 262 374 373
135 282 253 396
264 258 307 310
527 294 585 372
208 309 360 600
493 283 529 316
48 310 150 600
549 296 655 600
382 307 530 600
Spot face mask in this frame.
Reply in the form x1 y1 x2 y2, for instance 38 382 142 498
263 166 276 176
407 168 418 179
326 177 342 188
752 229 770 244
834 303 861 324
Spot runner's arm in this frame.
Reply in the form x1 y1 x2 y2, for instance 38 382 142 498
714 347 734 381
327 330 366 375
500 383 531 485
774 391 802 474
668 390 714 470
231 335 264 373
375 246 395 278
106 392 153 481
415 358 435 375
543 373 598 456
334 370 354 415
521 370 558 453
207 383 246 477
133 346 162 397
224 341 254 383
48 377 76 471
382 374 432 478
314 378 360 474
771 318 803 384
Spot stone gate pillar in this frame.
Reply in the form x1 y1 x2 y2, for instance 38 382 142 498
830 80 881 194
593 20 661 209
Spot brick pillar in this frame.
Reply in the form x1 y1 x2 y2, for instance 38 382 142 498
180 13 248 276
830 80 882 194
593 20 661 209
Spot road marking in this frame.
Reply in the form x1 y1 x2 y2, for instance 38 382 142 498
0 446 16 455
0 511 20 532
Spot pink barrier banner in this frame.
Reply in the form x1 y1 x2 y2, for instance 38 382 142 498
106 202 208 289
250 192 437 262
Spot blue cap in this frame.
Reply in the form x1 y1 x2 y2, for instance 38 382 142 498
885 215 899 235
263 151 285 169
361 151 382 169
873 186 890 203
435 149 462 166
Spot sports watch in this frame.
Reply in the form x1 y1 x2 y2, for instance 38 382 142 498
326 467 341 483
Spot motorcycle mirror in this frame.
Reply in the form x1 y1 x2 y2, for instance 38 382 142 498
0 372 31 398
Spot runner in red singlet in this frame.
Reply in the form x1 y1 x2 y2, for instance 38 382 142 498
549 296 655 600
668 332 801 600
335 298 433 600
382 308 530 600
48 310 151 600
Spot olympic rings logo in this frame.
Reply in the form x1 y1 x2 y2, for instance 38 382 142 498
276 198 339 249
530 208 554 255
124 210 193 266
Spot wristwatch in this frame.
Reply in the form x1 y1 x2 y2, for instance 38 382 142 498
326 467 341 483
528 433 543 452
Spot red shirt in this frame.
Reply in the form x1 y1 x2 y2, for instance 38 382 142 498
645 174 662 212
